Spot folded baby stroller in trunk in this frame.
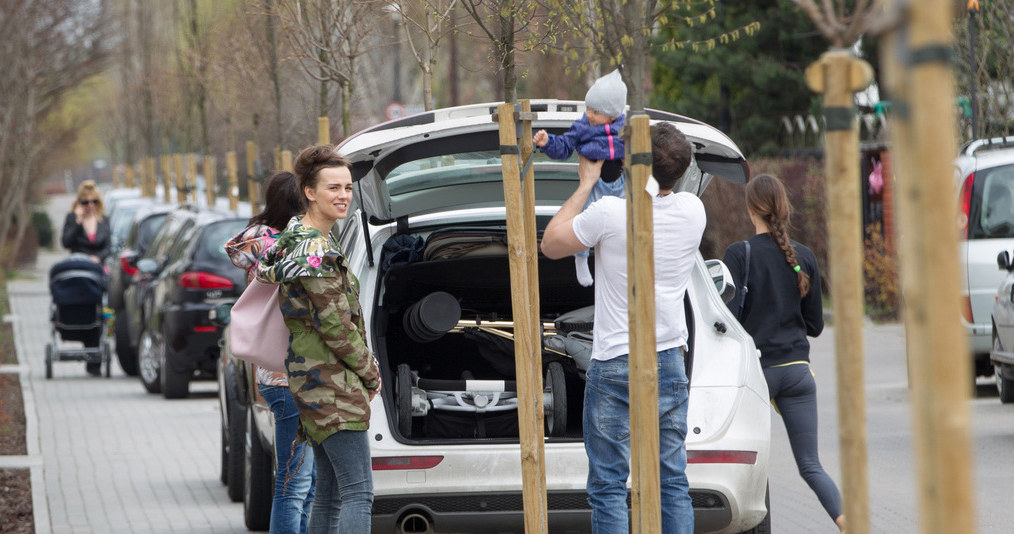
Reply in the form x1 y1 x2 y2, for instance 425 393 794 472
46 253 112 378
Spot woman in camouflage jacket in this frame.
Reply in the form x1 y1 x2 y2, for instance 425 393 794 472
258 145 381 533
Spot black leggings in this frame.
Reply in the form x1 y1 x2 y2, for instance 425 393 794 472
764 363 843 520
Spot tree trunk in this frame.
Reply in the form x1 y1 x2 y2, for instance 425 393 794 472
498 6 516 103
265 0 283 148
138 0 157 158
341 80 353 139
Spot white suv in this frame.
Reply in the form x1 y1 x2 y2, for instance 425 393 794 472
955 137 1014 381
335 101 771 534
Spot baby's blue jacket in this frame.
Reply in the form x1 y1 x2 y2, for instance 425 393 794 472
539 114 626 161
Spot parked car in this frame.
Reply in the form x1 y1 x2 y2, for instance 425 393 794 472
991 250 1014 402
125 207 202 393
139 212 247 399
219 101 771 534
111 203 175 375
955 137 1014 382
106 197 158 257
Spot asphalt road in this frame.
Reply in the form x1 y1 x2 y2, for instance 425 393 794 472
769 321 1014 533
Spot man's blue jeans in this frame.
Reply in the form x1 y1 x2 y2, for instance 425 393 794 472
308 430 374 533
259 384 316 534
583 347 693 534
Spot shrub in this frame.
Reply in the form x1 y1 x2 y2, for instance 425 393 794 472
31 209 53 248
863 222 900 321
701 156 828 294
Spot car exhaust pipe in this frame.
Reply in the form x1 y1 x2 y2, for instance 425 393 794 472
398 510 433 534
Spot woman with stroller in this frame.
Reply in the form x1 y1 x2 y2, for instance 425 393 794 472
62 180 111 264
722 174 845 532
225 171 315 534
257 145 381 533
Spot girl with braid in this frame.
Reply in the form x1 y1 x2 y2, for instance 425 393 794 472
723 174 845 532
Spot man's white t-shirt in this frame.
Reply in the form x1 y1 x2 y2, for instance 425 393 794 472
571 191 706 361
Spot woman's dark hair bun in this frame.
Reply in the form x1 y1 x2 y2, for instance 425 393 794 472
293 144 350 193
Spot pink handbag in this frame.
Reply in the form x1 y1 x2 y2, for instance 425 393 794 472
228 279 288 373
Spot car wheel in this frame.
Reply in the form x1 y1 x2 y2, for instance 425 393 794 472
114 312 139 376
244 406 273 530
138 328 162 394
219 421 229 486
226 398 246 502
161 348 191 399
738 483 771 534
45 343 53 379
397 364 413 438
544 361 567 437
103 343 112 378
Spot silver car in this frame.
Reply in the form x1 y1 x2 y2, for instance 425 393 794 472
955 137 1014 382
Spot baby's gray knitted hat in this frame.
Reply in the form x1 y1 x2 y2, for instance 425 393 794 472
584 69 627 118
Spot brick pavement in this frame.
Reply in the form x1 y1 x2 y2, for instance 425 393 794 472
11 193 246 534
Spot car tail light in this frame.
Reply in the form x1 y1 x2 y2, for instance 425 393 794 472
962 296 973 323
687 450 758 464
178 271 233 289
372 456 444 470
959 172 974 238
193 326 216 333
120 254 138 276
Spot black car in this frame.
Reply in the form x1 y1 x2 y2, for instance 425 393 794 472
111 203 175 375
127 207 203 393
140 212 247 398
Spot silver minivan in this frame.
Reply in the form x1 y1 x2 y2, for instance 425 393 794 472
954 137 1014 381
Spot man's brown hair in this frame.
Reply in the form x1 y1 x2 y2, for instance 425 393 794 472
650 122 693 191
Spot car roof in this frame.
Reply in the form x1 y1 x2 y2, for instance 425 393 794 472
337 100 748 223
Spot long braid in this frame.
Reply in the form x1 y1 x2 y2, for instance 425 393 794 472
747 174 811 297
768 217 810 296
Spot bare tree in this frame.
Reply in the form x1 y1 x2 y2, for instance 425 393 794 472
460 0 554 103
278 0 387 138
0 0 110 267
388 0 464 110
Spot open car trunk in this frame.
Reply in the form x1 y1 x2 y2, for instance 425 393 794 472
372 227 699 444
373 228 594 443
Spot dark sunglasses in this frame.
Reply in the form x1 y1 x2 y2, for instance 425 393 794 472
79 199 99 205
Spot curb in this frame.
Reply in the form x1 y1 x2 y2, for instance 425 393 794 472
7 282 52 534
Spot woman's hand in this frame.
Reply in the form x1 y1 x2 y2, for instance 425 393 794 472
73 205 85 223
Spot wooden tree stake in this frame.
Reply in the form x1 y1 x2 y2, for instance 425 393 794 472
226 151 239 212
173 154 185 204
124 164 136 189
877 2 977 532
281 150 293 172
318 117 330 145
625 113 661 534
204 156 217 208
805 49 873 534
496 101 548 534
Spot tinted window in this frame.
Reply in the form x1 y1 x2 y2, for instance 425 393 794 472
136 213 169 251
972 163 1014 239
194 219 247 264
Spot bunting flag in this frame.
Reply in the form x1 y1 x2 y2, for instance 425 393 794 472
665 21 761 52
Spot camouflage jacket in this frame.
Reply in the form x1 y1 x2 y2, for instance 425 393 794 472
257 216 380 444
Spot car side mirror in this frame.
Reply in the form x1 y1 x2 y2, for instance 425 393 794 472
210 302 232 327
136 258 159 274
705 259 737 304
999 250 1012 271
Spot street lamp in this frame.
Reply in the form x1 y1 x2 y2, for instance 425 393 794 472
967 0 980 139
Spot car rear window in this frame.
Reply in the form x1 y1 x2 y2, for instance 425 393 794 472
971 163 1014 239
194 219 247 264
137 213 169 251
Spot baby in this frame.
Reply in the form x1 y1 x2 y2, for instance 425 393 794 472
534 69 627 286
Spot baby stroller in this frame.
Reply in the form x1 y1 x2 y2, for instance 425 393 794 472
45 253 112 378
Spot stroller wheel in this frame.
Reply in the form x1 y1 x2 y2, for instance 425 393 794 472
45 344 53 379
544 362 567 437
397 364 413 438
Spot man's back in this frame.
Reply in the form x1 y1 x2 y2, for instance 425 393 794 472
572 191 706 361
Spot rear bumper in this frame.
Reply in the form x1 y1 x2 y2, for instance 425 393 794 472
164 304 222 372
370 489 733 534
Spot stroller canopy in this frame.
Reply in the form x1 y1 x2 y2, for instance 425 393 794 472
49 253 106 307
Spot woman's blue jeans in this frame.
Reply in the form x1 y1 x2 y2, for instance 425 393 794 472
259 384 316 534
308 430 374 533
583 348 694 534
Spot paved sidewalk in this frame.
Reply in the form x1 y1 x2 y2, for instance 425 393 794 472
12 193 246 533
